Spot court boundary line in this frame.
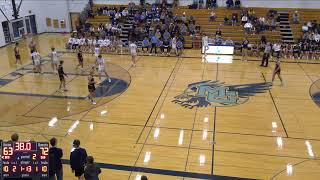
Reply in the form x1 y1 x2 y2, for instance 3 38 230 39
130 57 183 179
261 73 289 137
135 57 180 144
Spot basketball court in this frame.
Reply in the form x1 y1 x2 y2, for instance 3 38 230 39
0 33 319 179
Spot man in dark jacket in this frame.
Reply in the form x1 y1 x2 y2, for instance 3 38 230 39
70 139 88 180
49 137 63 180
84 156 101 180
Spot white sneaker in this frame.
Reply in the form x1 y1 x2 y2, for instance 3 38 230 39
92 101 97 105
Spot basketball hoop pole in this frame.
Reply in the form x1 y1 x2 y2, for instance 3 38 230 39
11 0 19 19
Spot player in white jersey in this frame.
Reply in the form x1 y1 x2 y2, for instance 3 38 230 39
171 36 178 56
94 45 100 58
73 37 80 51
31 50 42 73
98 38 104 48
87 38 93 53
51 47 59 73
68 37 75 50
92 38 98 56
95 55 111 82
129 41 138 66
79 37 86 51
116 38 123 54
202 34 209 56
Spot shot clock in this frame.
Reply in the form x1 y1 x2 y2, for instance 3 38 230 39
0 140 49 178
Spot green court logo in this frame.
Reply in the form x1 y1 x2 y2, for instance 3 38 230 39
173 81 270 108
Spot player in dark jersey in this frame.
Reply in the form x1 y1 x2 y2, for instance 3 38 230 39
58 61 68 92
14 42 22 65
76 49 84 71
272 59 283 86
88 67 96 105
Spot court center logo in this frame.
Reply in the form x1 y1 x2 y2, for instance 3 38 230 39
172 80 270 108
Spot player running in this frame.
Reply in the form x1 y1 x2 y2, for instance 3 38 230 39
51 47 59 73
95 55 111 83
31 50 42 73
58 61 68 92
14 42 22 66
76 49 84 71
271 59 283 86
87 67 97 105
129 41 137 67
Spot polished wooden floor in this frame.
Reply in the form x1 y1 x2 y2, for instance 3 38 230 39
0 33 320 180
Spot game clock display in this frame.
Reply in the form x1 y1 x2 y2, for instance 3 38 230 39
0 140 49 178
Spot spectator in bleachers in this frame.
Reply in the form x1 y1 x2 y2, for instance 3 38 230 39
292 11 300 24
70 139 88 180
226 0 234 8
84 156 101 180
215 27 222 38
225 38 234 46
241 14 248 25
224 15 230 25
231 12 238 26
207 0 217 8
189 23 196 35
235 0 241 8
209 11 216 22
49 137 63 180
314 32 320 43
302 23 309 33
181 12 187 23
244 21 253 34
270 18 277 31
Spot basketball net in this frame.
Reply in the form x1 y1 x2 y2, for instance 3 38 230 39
25 33 33 44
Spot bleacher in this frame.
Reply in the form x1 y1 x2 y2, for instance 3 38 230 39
289 9 320 41
173 7 281 48
86 3 320 48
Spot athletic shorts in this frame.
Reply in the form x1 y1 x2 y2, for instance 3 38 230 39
34 60 40 66
98 66 105 72
88 85 95 92
74 167 84 177
52 60 59 65
59 75 65 81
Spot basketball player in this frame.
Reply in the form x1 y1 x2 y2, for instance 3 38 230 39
129 41 137 66
171 36 178 56
95 55 111 82
51 47 59 73
241 38 249 61
271 59 283 86
176 38 184 57
76 49 84 71
87 67 97 105
202 34 209 56
94 45 100 58
31 50 42 73
58 61 68 92
14 42 22 65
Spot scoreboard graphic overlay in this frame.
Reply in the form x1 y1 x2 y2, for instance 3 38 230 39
0 141 49 179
